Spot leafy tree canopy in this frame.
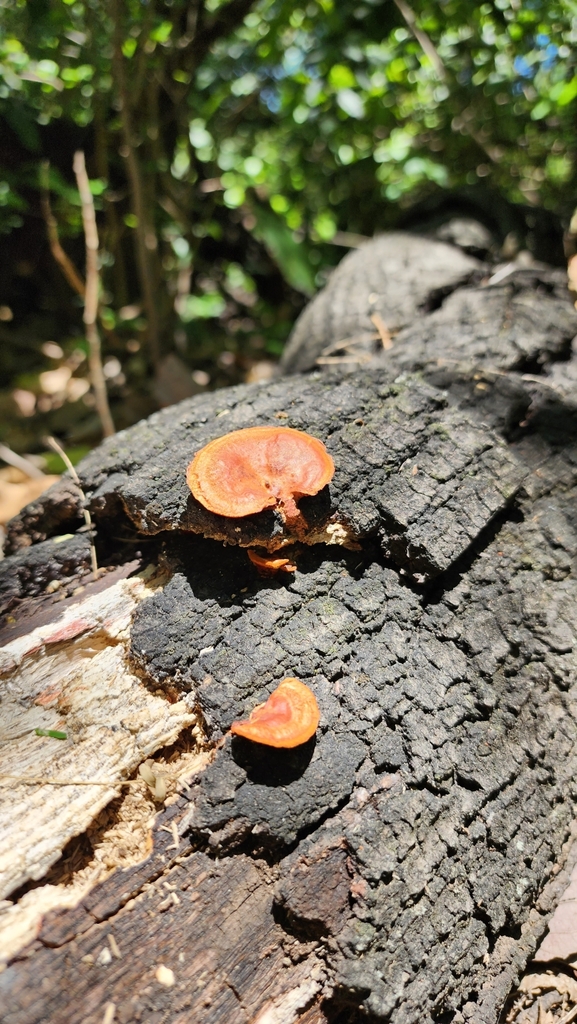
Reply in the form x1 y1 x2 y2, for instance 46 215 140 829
0 0 576 447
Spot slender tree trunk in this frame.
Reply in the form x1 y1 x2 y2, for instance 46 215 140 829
111 0 162 367
93 104 129 309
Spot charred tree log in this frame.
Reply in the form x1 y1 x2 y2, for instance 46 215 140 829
2 239 577 1024
279 233 482 375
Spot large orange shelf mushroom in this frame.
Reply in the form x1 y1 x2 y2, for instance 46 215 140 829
230 678 320 748
186 425 334 523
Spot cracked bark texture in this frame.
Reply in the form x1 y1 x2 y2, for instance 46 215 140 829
7 373 525 581
0 532 92 616
2 242 577 1024
279 232 482 375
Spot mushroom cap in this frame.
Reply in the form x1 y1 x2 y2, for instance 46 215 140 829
186 426 334 519
230 677 320 748
247 549 297 574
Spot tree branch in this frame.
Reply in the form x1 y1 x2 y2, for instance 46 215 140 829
72 150 116 440
39 161 86 299
393 0 501 163
392 0 447 81
178 0 256 74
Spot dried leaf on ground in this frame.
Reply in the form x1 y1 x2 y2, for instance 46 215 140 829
0 468 60 528
505 972 577 1024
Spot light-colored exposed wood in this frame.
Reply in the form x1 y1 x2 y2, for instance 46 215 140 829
0 566 198 907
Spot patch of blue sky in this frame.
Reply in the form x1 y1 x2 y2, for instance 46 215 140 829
261 86 281 112
514 55 533 78
283 46 305 73
540 43 558 70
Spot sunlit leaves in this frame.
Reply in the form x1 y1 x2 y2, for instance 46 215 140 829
546 153 573 182
223 184 246 207
178 293 226 321
149 21 173 44
312 210 336 241
556 76 577 104
121 38 137 59
328 64 356 89
336 88 365 118
231 72 259 96
1 0 577 321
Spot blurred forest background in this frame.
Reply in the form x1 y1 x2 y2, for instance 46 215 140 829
0 0 576 487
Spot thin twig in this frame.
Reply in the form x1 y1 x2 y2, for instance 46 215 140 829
558 1002 577 1024
316 353 373 365
41 160 125 344
0 443 45 480
73 151 115 440
486 262 518 286
370 312 393 350
319 332 380 358
392 0 447 80
39 161 86 298
433 358 564 393
392 0 500 163
45 435 98 575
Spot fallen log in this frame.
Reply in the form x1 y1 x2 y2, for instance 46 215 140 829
2 236 577 1024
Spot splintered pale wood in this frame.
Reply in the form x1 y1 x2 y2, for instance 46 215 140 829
2 842 327 1024
0 568 197 902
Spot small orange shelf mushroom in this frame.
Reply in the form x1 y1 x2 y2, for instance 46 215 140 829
247 549 297 575
186 425 334 523
230 678 320 748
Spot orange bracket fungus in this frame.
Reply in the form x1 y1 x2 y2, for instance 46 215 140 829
230 678 320 748
247 549 297 575
186 425 335 525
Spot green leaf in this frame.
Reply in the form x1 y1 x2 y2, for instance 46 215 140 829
43 446 91 474
250 202 316 295
3 103 41 151
556 77 577 107
61 65 93 84
223 185 246 207
313 210 337 241
189 120 213 149
89 178 107 196
150 21 173 44
122 38 137 59
328 64 356 90
546 153 572 182
179 293 226 320
336 88 365 119
530 100 550 120
270 194 289 213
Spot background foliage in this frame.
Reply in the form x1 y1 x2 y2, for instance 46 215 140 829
0 0 576 461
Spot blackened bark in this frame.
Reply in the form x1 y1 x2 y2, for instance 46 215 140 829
2 241 577 1024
